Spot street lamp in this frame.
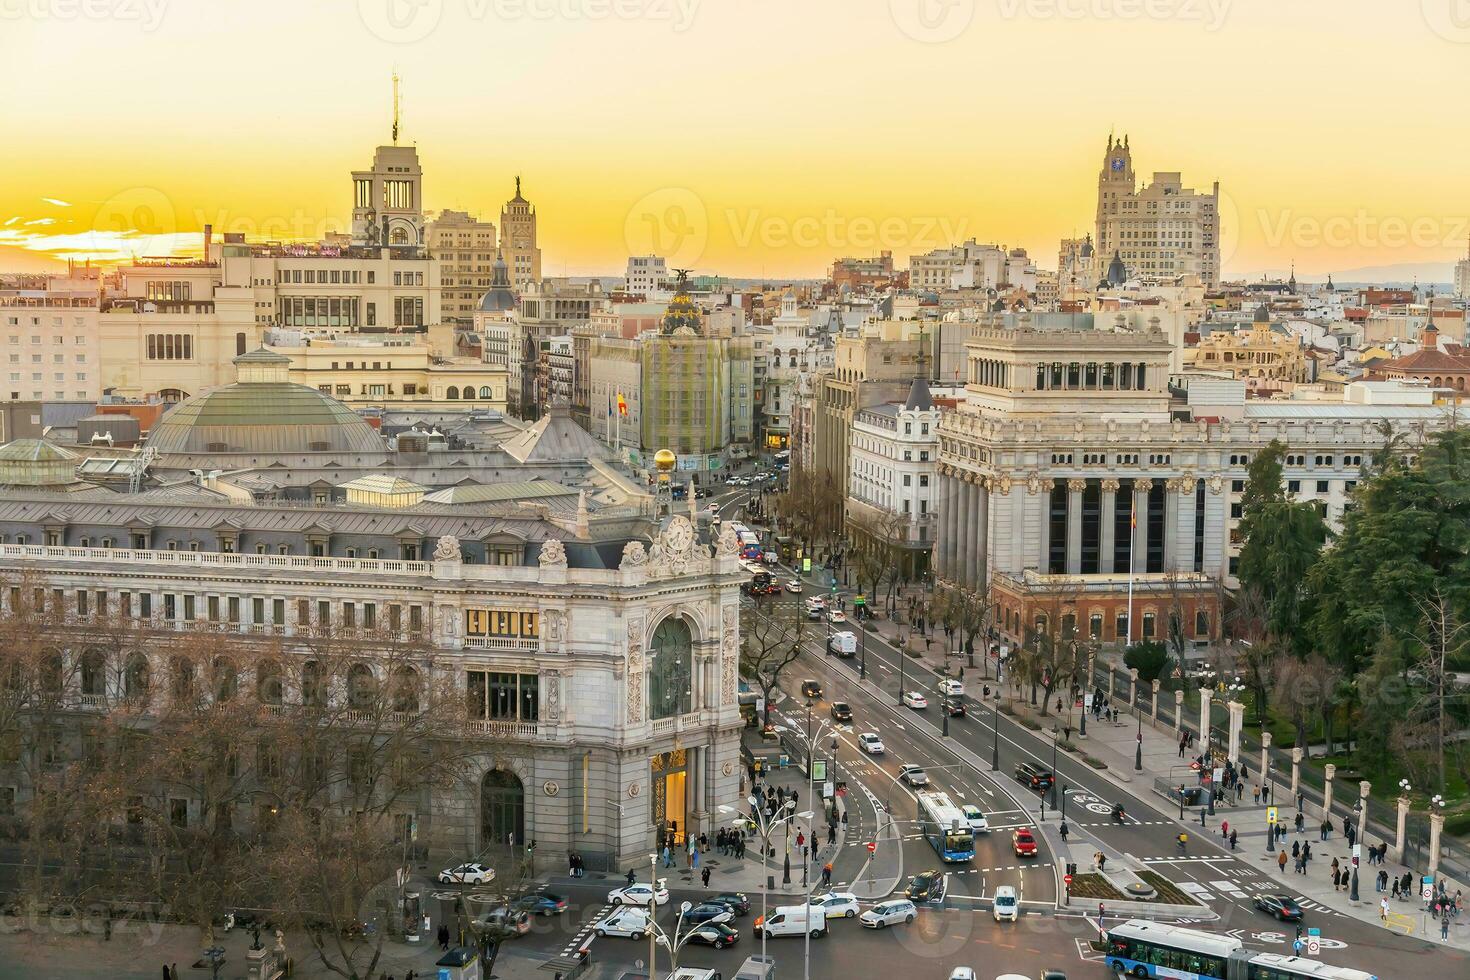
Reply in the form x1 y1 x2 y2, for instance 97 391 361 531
717 796 799 961
991 684 1001 771
1050 725 1061 808
203 946 225 980
1135 708 1143 772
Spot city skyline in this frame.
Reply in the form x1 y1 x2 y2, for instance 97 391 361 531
3 1 1470 280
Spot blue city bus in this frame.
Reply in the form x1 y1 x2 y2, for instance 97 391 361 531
1102 921 1378 980
915 791 974 863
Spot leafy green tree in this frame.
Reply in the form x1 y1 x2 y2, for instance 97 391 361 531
1124 640 1172 685
1237 440 1328 653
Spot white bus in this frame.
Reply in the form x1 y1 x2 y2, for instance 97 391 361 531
1101 920 1378 980
915 791 974 863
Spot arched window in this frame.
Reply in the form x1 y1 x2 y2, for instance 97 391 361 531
390 226 410 246
479 386 492 399
80 649 107 698
212 657 237 702
256 661 283 705
301 660 325 707
124 653 149 701
648 617 693 720
461 387 474 400
446 386 460 400
392 665 420 713
348 663 376 710
481 768 525 849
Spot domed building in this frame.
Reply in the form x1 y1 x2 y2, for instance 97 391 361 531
0 438 79 487
476 249 517 317
145 349 384 454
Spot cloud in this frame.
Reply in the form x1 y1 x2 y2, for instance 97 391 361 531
40 198 71 207
23 218 56 226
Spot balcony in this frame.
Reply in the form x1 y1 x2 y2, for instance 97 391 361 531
466 719 541 740
463 635 540 653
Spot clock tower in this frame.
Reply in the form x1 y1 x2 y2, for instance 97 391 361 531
1094 134 1134 283
499 176 543 292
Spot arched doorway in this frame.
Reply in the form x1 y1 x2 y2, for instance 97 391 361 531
481 768 525 850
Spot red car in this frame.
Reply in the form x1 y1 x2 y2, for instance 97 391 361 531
1012 828 1038 858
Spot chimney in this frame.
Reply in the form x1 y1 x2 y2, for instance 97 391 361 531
202 223 213 259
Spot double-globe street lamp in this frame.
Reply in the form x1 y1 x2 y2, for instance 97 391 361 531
716 796 808 962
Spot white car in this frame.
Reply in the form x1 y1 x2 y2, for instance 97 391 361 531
785 579 803 594
707 502 720 514
960 803 989 833
902 690 929 709
827 609 846 624
859 899 917 928
595 907 651 939
948 970 977 980
437 862 495 885
937 678 964 698
899 764 929 786
857 732 885 755
992 885 1019 922
607 880 670 906
807 891 860 919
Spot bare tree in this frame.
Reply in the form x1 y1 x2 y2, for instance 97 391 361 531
740 601 806 728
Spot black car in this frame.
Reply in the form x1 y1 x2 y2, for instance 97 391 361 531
941 698 966 717
687 922 740 948
709 892 750 916
1014 761 1054 792
680 903 735 925
904 869 944 903
801 679 823 699
830 701 852 722
1253 894 1303 921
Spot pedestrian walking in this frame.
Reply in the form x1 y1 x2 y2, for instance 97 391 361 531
1278 850 1289 873
699 832 709 853
171 965 179 980
1302 841 1312 864
1229 829 1237 851
627 867 636 886
1294 811 1304 833
1060 819 1070 842
1292 840 1301 859
568 852 577 877
1381 896 1390 920
163 966 170 980
690 840 699 869
828 824 836 845
1392 877 1401 900
822 862 833 887
1320 819 1331 841
1221 819 1229 839
1332 867 1341 891
1442 914 1451 941
1253 785 1261 805
701 866 711 888
1377 869 1388 893
1200 807 1208 827
438 924 450 951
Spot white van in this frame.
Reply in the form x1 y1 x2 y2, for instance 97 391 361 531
937 678 964 698
827 631 856 657
596 907 651 939
756 905 827 939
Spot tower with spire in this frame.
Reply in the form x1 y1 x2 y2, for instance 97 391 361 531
350 76 424 249
499 176 542 291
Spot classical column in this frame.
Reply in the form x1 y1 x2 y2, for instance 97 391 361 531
947 470 963 580
1099 478 1119 574
1395 795 1411 864
1357 781 1371 848
1134 478 1154 575
1323 763 1336 820
1291 747 1303 802
1035 477 1051 573
936 467 953 578
1429 810 1445 878
955 475 971 587
1151 679 1161 724
963 477 980 587
1260 732 1272 796
1202 475 1228 580
1198 686 1212 746
1065 478 1085 575
1163 478 1181 571
1226 700 1245 764
1174 689 1185 735
975 479 990 587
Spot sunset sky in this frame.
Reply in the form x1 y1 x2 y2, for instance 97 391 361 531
3 0 1469 279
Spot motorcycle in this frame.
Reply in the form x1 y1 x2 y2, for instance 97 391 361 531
1111 805 1127 824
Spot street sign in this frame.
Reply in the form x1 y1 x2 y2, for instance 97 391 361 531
1064 874 1074 886
1084 693 1093 709
866 840 876 853
1352 843 1361 867
803 557 811 572
823 780 834 799
812 760 827 782
1213 767 1224 787
1266 806 1278 825
1422 876 1434 901
1306 928 1321 956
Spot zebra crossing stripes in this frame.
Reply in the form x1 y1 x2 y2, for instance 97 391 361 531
563 904 613 956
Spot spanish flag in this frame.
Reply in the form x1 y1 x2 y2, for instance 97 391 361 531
617 392 628 416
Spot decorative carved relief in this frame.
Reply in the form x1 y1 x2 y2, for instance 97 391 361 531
1066 478 1087 493
544 670 561 721
620 540 648 568
538 537 567 568
1135 478 1154 493
433 535 462 563
625 617 645 725
1207 474 1225 495
721 605 739 705
1026 472 1045 495
996 473 1013 495
1100 478 1120 493
715 524 740 558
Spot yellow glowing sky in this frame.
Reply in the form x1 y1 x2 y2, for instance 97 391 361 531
4 0 1470 280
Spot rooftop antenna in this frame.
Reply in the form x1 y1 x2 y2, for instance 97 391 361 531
391 71 401 145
